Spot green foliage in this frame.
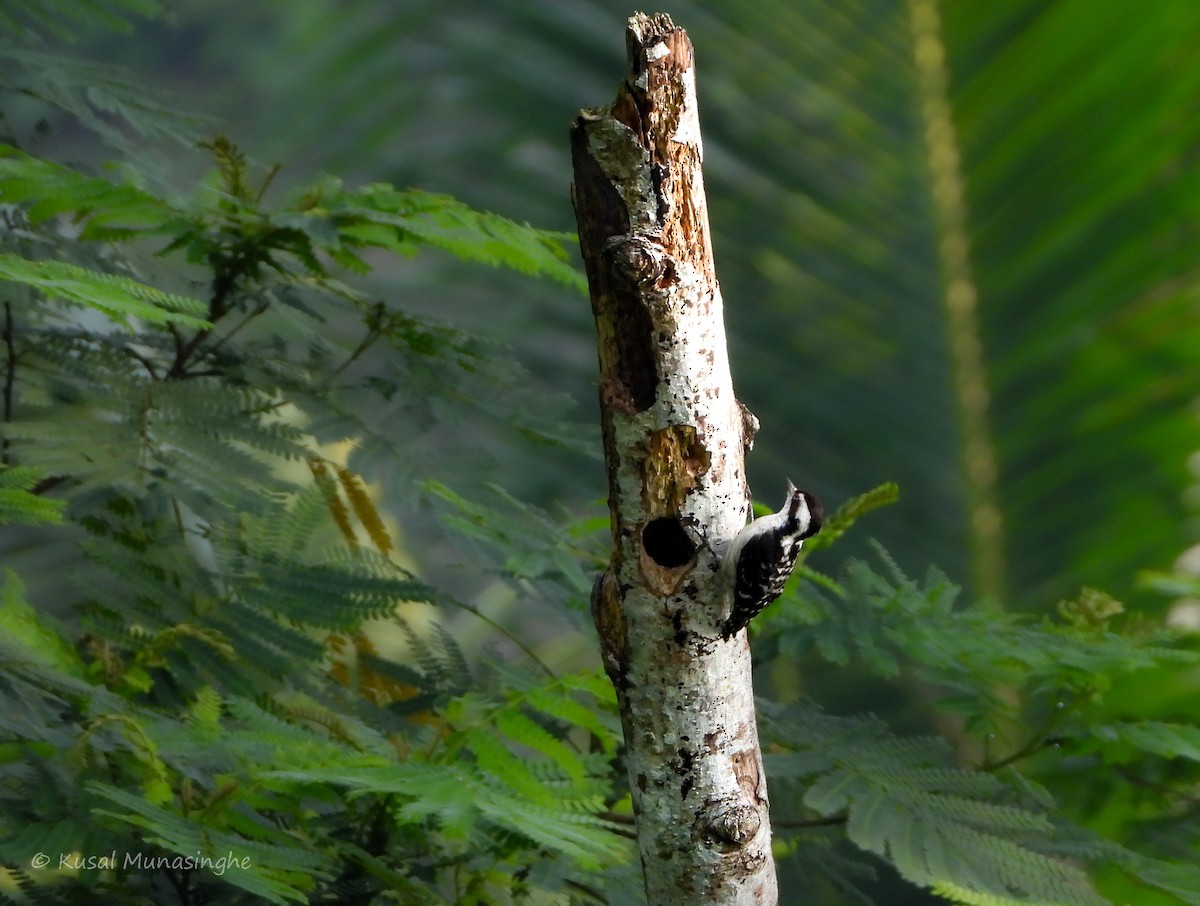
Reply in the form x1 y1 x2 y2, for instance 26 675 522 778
0 570 75 672
0 150 175 234
189 16 1200 902
766 709 1105 906
775 544 1196 735
756 542 1200 905
3 5 1200 906
425 478 604 601
267 673 626 875
801 481 900 557
0 11 202 155
1080 720 1200 765
254 0 1200 606
0 253 208 327
0 466 64 525
0 0 168 41
0 15 625 903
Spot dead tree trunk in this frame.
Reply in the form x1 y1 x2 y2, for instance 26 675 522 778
570 13 777 906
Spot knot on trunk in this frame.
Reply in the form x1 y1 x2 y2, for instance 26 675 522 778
705 802 762 849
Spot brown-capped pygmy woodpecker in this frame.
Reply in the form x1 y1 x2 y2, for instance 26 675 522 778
720 481 823 637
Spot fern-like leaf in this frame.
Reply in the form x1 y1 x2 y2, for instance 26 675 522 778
803 481 900 554
1080 721 1200 765
0 465 64 525
0 569 81 676
779 544 1199 737
0 254 208 326
0 146 175 234
0 0 169 41
263 762 627 872
767 708 1106 906
302 180 587 291
88 782 332 905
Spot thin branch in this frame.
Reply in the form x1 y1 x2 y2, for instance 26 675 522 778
1116 764 1200 807
565 880 617 901
161 867 191 906
167 323 218 379
32 476 68 496
981 736 1058 773
446 596 557 680
330 325 383 379
167 254 244 378
166 321 185 369
359 540 559 684
600 810 636 826
125 345 161 380
597 812 639 839
326 302 390 386
2 301 14 464
254 163 284 203
980 697 1079 772
199 299 270 361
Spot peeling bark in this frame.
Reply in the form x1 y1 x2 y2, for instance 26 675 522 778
571 13 777 905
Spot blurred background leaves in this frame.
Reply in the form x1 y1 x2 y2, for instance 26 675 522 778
89 0 1200 614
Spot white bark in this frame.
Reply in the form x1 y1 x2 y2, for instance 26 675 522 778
571 13 777 905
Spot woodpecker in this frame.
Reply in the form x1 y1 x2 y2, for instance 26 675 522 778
720 481 823 637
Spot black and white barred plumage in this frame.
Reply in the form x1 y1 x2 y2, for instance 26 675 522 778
720 481 823 638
